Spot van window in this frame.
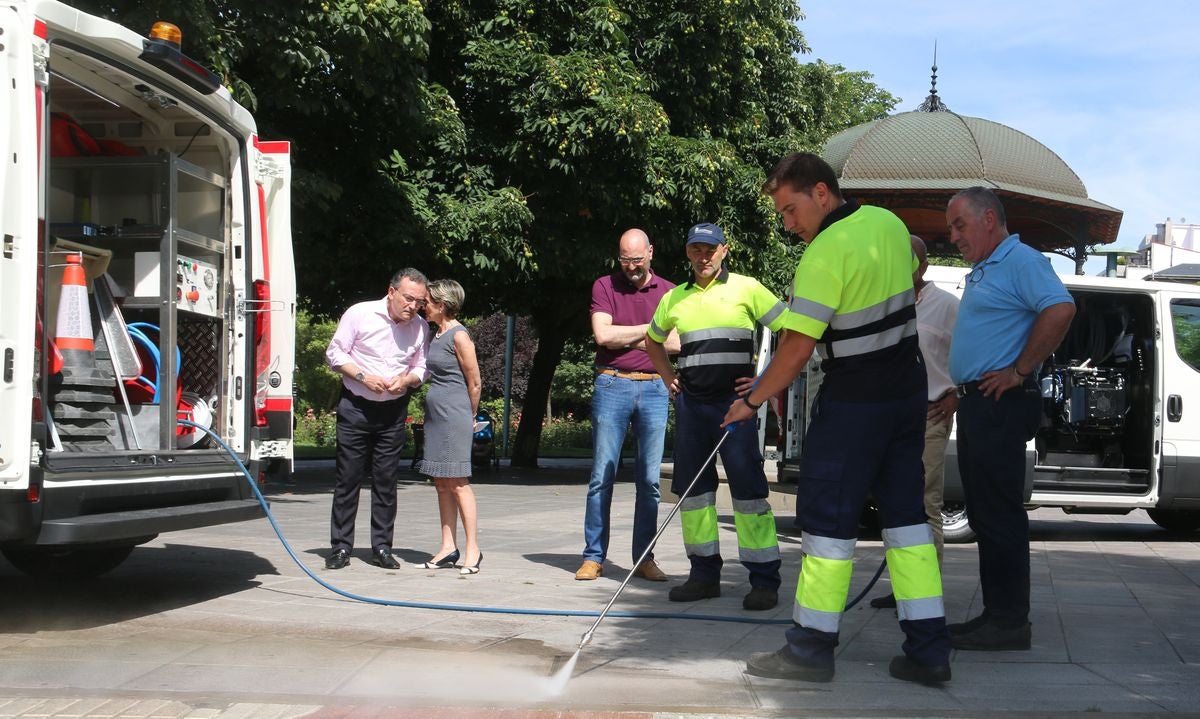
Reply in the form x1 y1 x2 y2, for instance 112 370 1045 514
1171 300 1200 372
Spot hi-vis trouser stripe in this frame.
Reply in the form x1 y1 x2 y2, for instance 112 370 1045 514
680 492 719 557
793 532 855 633
732 498 780 564
882 523 945 622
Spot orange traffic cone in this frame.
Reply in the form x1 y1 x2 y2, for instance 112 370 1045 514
51 253 116 448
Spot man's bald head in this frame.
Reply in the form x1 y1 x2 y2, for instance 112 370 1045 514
617 228 654 287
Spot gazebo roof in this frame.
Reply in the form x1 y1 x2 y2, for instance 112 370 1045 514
820 96 1122 256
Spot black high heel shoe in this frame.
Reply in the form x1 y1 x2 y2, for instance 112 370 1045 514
459 552 483 575
422 548 460 569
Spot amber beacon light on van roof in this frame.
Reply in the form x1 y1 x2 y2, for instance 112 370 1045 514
137 20 221 95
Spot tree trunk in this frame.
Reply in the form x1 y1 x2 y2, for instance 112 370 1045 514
511 315 571 467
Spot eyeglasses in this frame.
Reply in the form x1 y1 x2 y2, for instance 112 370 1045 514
967 266 985 284
618 255 646 265
391 287 427 308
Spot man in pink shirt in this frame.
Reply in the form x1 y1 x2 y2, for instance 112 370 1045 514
324 268 430 570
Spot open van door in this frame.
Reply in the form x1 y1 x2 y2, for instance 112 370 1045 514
0 5 42 488
249 137 295 480
1154 293 1200 530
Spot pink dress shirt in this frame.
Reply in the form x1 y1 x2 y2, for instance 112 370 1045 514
326 297 429 402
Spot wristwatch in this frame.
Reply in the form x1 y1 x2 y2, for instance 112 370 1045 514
354 370 365 382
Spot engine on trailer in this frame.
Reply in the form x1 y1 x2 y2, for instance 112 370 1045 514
1042 364 1127 435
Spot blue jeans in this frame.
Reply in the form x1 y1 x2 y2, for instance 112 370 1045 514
583 373 669 563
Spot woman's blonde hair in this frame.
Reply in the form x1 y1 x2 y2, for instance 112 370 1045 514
427 279 465 319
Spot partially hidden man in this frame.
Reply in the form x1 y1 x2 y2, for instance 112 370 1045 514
645 222 790 612
722 153 952 684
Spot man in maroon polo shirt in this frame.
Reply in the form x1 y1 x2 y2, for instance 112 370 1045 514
576 229 679 581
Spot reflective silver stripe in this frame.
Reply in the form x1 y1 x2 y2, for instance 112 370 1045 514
802 532 855 561
677 352 753 368
679 327 754 344
897 595 945 622
829 288 915 331
649 320 667 339
741 546 781 564
758 301 787 327
790 296 836 324
827 318 917 358
685 540 720 557
882 523 933 550
794 604 842 633
680 492 717 512
732 498 772 515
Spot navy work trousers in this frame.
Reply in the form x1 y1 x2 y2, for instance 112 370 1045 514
672 391 781 591
785 388 951 668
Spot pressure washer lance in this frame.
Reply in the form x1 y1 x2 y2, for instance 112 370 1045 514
575 425 736 653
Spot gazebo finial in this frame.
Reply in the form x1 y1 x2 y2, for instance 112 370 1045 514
918 41 950 112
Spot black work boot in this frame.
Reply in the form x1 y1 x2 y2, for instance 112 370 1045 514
951 621 1032 651
668 578 721 602
888 655 951 684
745 647 834 682
742 586 778 611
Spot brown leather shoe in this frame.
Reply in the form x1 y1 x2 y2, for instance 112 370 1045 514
574 560 603 580
633 559 668 582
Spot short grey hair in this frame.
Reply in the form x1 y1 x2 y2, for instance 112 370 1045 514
427 278 465 319
951 186 1007 226
390 267 428 288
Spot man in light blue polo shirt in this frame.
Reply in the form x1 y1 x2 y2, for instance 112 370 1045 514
946 187 1075 651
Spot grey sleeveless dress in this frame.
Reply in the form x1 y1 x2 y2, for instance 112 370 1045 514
418 325 473 478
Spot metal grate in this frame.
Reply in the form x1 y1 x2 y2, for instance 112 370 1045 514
178 315 221 397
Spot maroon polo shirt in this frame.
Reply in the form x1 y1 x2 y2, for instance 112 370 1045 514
590 270 675 373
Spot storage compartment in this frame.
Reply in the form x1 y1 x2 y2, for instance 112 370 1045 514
1033 291 1157 494
44 68 232 456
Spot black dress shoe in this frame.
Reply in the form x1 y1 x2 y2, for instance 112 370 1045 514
325 548 350 570
372 547 401 569
888 655 951 684
742 586 778 611
744 647 834 682
951 621 1031 651
668 579 720 602
870 593 897 609
947 613 990 636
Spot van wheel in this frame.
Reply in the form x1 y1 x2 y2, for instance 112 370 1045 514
1 544 135 579
942 503 976 543
1147 509 1200 533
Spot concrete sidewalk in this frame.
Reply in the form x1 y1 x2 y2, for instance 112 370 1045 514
1 458 1198 717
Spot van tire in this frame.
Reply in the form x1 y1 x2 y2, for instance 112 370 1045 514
1 544 135 579
1147 509 1200 533
942 502 976 543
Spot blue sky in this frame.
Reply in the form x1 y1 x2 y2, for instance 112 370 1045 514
798 1 1200 273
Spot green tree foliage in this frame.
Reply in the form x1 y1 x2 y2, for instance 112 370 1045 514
294 309 341 412
405 0 896 464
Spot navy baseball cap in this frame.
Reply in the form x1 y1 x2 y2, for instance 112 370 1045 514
686 222 726 246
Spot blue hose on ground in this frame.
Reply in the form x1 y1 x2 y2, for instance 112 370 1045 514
178 419 885 625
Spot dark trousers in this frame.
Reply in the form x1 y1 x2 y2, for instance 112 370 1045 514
955 383 1041 628
672 392 781 591
785 389 950 668
330 388 410 552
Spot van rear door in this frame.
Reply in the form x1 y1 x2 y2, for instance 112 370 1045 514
1160 291 1200 506
0 6 42 486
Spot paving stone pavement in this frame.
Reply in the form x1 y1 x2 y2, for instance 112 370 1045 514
1 458 1199 718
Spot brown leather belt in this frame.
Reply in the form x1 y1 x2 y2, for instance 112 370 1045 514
598 368 660 381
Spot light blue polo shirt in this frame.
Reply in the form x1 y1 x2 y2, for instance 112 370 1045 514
949 234 1074 384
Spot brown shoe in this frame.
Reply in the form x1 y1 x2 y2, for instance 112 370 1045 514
574 560 603 580
633 559 668 582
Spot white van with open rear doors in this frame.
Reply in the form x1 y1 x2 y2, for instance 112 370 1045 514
0 1 295 576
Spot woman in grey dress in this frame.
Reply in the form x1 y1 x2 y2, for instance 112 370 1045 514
417 279 484 575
